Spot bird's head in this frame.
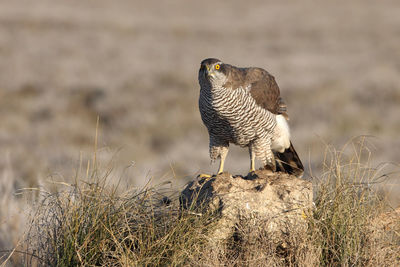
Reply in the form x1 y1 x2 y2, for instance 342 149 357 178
199 58 228 87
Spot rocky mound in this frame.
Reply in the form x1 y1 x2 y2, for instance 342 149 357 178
180 170 313 249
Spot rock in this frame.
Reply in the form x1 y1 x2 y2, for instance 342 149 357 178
180 170 313 247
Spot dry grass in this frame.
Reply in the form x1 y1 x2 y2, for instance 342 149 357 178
0 153 29 267
19 162 217 266
308 137 400 266
1 139 398 266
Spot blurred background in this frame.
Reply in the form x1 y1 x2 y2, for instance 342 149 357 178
1 0 400 184
1 0 400 183
1 0 400 255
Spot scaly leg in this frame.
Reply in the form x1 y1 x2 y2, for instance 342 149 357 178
249 146 256 172
217 146 228 174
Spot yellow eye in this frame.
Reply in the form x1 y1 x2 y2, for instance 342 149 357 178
215 64 220 70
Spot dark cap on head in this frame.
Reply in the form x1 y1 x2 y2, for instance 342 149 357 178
201 58 221 66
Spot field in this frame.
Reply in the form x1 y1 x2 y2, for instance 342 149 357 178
0 0 400 266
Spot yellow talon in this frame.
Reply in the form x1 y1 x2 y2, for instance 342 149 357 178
301 210 307 219
198 173 212 178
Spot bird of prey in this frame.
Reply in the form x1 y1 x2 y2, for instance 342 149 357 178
198 58 304 177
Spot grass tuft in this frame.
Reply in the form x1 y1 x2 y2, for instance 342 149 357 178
11 137 399 266
24 171 215 266
309 137 400 266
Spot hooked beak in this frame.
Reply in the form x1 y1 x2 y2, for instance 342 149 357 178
204 65 214 77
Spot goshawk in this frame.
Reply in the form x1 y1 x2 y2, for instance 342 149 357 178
198 58 303 177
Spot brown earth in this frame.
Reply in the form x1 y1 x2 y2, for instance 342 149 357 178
181 170 312 244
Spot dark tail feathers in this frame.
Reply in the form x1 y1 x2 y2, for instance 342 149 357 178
274 142 304 178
